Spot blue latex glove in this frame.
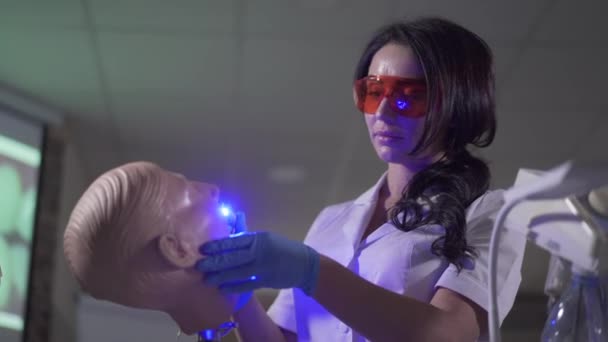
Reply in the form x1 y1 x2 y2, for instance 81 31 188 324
196 225 320 296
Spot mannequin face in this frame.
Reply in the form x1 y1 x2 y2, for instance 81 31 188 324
64 162 238 335
157 170 232 269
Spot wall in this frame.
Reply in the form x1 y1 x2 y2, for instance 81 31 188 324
49 128 88 342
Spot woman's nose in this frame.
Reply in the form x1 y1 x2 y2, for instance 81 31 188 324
374 97 397 119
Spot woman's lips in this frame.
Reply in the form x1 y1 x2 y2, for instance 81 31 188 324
374 131 403 144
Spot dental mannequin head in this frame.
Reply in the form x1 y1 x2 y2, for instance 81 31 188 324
64 161 237 334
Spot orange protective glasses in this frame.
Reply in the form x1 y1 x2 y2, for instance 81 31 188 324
353 75 427 118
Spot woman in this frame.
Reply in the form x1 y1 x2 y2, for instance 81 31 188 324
197 17 526 342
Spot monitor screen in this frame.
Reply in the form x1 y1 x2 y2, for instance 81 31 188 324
0 109 43 342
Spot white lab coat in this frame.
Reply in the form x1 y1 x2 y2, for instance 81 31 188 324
268 173 526 342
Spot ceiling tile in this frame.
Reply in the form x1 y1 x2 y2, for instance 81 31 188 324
98 33 237 95
0 28 99 93
534 0 608 44
112 92 232 148
239 38 361 136
0 0 85 28
89 0 236 35
247 0 547 42
498 46 608 113
393 0 550 41
0 28 105 121
245 1 394 39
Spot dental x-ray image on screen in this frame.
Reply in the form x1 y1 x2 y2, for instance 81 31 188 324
0 109 43 342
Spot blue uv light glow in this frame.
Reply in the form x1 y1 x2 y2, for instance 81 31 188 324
396 99 409 110
219 204 232 217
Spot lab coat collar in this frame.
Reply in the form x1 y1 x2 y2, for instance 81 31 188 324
340 172 388 252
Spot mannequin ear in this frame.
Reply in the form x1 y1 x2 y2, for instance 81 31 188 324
158 233 198 268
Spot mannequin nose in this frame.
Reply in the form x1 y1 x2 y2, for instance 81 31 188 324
206 184 219 199
208 184 219 199
193 182 219 200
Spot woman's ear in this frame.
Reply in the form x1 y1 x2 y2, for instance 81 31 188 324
158 233 198 268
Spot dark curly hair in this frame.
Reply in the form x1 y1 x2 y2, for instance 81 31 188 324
354 17 496 271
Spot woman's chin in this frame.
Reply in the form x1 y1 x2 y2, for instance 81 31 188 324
374 145 433 166
375 148 403 164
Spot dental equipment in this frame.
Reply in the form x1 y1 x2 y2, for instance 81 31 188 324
488 161 608 341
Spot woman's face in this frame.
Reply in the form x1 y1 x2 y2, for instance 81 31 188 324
364 43 434 165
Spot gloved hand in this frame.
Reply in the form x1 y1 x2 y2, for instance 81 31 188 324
196 223 320 296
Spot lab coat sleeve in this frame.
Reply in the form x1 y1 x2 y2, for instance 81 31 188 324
434 190 527 325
